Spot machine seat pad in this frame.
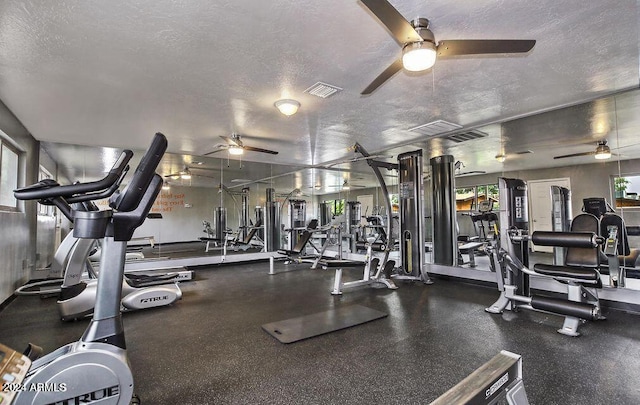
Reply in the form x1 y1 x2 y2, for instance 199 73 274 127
533 263 600 281
319 259 364 268
459 242 484 252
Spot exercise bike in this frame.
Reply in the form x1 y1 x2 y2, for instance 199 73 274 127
4 132 167 404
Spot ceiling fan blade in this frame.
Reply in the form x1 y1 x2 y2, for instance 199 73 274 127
554 151 596 159
612 141 640 151
203 148 225 156
361 58 403 95
457 171 487 176
220 135 241 147
360 0 422 45
241 145 279 155
437 39 536 57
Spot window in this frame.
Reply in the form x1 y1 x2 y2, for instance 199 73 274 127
613 175 640 208
325 199 345 216
389 193 399 213
0 141 19 210
455 184 499 212
38 166 54 216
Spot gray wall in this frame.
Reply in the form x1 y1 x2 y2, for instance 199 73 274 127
0 100 39 304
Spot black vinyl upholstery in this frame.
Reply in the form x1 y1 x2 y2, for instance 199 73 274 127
531 213 602 286
239 218 263 245
564 213 600 268
278 230 313 255
533 263 600 281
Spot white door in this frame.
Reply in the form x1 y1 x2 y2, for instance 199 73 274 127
528 178 571 252
357 194 374 223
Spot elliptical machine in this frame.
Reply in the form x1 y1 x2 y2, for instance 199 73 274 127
15 170 184 322
7 133 168 404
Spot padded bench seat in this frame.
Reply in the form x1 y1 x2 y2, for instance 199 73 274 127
318 259 364 268
459 242 484 252
533 263 600 281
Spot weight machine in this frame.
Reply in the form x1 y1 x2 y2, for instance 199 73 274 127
486 178 606 336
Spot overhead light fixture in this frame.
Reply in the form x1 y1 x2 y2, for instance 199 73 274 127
162 182 170 190
180 168 192 180
274 99 301 116
495 154 506 163
402 41 437 72
594 142 611 160
342 180 350 190
314 184 321 190
228 145 244 155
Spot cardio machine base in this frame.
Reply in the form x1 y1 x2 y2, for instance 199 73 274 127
15 341 134 404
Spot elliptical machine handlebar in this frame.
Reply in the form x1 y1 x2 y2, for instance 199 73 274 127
14 149 133 201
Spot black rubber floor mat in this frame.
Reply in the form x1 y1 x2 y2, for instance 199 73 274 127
261 304 387 344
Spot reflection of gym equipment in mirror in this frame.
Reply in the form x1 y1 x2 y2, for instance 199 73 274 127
486 178 606 336
581 197 640 287
457 199 499 268
200 186 265 255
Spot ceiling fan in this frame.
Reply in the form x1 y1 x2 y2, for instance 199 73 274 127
164 166 217 180
325 154 394 168
203 133 279 156
327 180 366 190
554 140 616 160
360 0 536 95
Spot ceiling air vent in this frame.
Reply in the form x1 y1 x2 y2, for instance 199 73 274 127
304 82 343 98
446 129 489 143
408 120 462 137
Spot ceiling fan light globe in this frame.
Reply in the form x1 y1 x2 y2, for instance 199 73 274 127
274 99 300 116
228 146 244 155
402 42 436 72
594 149 611 160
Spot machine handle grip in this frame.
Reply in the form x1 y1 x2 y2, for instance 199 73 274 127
14 150 133 201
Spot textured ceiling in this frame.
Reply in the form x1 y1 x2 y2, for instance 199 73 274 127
1 0 640 190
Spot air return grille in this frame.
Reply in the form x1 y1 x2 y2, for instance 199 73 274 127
445 129 489 143
304 82 343 98
408 120 462 137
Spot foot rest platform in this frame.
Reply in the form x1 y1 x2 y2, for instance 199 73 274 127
533 263 600 281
